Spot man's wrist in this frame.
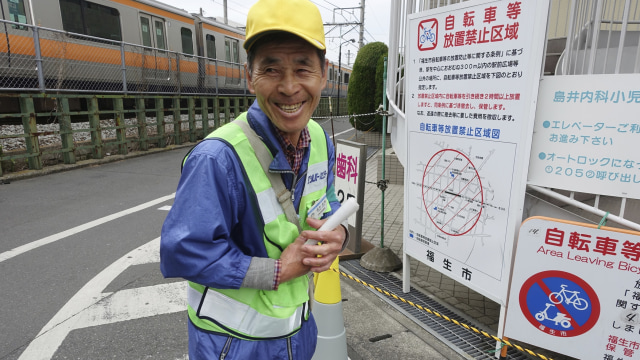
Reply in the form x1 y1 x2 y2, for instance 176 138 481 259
273 259 282 290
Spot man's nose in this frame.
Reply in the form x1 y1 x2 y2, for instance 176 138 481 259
278 71 300 95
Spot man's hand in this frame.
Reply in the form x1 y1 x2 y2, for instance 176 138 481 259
279 235 312 284
278 218 347 283
300 217 346 273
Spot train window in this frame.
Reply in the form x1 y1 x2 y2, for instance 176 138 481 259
181 28 193 55
225 38 239 63
7 0 28 29
154 20 166 50
59 0 122 41
206 34 216 59
140 17 151 47
343 73 350 84
232 41 239 63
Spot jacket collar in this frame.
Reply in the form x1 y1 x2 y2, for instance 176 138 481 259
246 101 297 173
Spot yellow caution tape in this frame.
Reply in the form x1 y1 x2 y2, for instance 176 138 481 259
332 267 554 360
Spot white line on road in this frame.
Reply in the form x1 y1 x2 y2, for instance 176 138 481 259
0 193 175 263
18 237 186 360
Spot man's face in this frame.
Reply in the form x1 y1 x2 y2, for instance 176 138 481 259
246 37 328 143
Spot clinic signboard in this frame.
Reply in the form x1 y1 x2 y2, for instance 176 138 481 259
404 0 549 303
505 217 640 359
528 74 640 199
335 140 366 253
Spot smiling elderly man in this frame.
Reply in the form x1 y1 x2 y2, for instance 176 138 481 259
160 0 348 359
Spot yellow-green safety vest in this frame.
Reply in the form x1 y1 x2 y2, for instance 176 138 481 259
187 113 331 340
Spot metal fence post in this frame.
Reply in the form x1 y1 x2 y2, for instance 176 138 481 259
187 97 196 142
213 96 220 129
58 97 76 164
201 97 210 135
32 26 46 91
172 97 182 145
88 97 104 159
155 97 166 148
233 97 240 120
19 97 43 170
121 42 128 94
223 97 230 125
136 97 148 151
113 97 128 155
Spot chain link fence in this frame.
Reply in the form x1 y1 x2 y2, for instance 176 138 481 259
0 19 249 95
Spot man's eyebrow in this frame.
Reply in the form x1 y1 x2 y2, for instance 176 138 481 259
258 55 315 67
259 56 282 67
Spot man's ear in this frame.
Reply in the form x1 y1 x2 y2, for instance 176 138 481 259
321 59 329 90
245 63 256 94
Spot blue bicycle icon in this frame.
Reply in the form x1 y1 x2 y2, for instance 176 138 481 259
420 27 436 44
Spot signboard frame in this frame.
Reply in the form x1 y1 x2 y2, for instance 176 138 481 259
505 216 640 359
335 139 366 253
402 0 550 307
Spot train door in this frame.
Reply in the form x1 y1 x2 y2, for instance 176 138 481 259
139 13 168 82
224 37 240 86
1 0 30 71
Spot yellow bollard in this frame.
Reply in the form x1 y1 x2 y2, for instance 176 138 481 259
311 256 348 360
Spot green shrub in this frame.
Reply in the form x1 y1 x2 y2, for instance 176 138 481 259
347 42 388 132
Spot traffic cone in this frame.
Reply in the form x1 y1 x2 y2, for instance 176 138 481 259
311 256 348 360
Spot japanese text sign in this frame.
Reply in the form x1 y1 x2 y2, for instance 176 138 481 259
404 0 549 304
529 74 640 199
505 217 640 359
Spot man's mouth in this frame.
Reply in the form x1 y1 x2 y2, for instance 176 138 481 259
278 102 303 113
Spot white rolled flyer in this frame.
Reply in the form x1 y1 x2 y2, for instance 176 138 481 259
305 198 359 245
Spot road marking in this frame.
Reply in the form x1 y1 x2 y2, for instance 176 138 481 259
331 128 355 139
18 237 187 360
158 205 172 211
0 193 175 263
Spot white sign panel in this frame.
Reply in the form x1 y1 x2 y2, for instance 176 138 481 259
335 142 362 227
528 74 640 199
505 217 640 360
404 0 549 304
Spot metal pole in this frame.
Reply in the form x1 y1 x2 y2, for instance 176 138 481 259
337 43 342 117
380 57 388 248
32 26 45 91
121 42 128 94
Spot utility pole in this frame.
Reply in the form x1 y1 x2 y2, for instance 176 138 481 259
324 2 366 50
223 0 228 25
358 0 365 49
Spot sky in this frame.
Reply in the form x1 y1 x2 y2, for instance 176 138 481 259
155 0 391 66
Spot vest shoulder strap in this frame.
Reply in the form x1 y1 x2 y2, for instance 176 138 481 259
233 119 301 233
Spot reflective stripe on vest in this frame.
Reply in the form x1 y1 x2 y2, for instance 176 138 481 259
188 286 306 338
186 113 330 339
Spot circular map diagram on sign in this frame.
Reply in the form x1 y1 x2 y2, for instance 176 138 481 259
421 149 484 236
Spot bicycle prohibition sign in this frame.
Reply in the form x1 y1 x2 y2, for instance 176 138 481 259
519 270 600 337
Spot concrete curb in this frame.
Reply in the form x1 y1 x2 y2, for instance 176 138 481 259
0 143 196 184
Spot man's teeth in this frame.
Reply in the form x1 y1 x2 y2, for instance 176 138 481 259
279 103 302 113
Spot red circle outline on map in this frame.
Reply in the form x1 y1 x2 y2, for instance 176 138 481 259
519 270 600 337
421 149 483 236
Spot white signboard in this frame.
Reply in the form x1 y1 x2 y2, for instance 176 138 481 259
335 141 363 227
505 217 640 360
528 74 640 199
404 0 549 304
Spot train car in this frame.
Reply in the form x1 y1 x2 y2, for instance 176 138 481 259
0 0 349 96
325 61 352 98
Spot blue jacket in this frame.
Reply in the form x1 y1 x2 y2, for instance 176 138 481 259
160 100 341 290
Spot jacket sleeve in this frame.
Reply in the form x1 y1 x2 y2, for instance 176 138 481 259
160 143 252 289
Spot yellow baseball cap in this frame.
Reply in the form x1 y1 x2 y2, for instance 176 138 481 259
244 0 326 51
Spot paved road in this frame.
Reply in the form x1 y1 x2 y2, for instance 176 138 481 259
0 121 367 360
